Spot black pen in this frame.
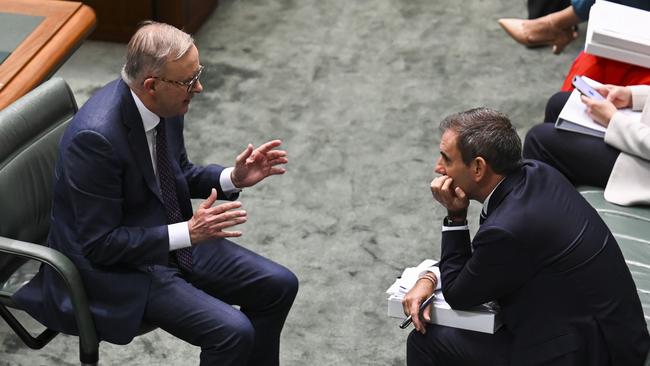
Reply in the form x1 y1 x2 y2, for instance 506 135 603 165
400 293 436 329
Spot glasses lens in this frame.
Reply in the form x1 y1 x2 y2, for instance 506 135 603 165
187 66 204 93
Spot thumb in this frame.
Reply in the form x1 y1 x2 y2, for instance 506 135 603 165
199 188 218 209
454 186 467 201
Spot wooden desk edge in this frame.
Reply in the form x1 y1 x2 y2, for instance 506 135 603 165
0 5 96 110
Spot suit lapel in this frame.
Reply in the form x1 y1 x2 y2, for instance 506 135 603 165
484 166 525 220
119 82 163 204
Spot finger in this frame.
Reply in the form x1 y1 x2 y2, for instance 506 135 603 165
268 157 289 166
256 140 282 155
454 186 467 201
410 303 425 333
422 304 433 323
215 230 243 238
236 144 254 165
268 167 287 176
266 150 287 159
580 94 594 106
205 201 243 215
213 217 248 231
206 209 247 225
440 176 453 193
199 188 218 209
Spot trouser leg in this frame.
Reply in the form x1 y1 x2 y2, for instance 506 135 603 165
407 324 512 366
188 238 299 366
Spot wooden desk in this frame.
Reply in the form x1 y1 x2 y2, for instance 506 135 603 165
0 0 96 110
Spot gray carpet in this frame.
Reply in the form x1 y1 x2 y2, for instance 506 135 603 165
0 0 584 364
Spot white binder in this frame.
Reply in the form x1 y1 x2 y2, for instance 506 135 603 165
585 1 650 68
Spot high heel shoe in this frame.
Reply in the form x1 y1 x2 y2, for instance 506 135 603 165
498 17 578 54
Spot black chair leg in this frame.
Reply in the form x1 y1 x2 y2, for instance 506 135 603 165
0 304 58 349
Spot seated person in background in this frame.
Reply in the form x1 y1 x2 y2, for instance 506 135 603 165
404 107 649 365
524 84 650 206
13 21 298 366
526 0 571 20
498 0 650 55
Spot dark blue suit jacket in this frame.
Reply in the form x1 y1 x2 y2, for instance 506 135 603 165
440 160 649 365
13 79 233 344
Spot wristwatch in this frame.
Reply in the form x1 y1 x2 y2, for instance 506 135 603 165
443 216 468 226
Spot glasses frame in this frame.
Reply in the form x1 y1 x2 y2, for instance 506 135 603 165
150 65 204 93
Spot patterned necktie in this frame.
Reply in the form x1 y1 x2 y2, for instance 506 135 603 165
156 120 193 272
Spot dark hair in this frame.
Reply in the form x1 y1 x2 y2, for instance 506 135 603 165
439 107 522 175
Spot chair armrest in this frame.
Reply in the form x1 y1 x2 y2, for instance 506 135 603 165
0 235 98 356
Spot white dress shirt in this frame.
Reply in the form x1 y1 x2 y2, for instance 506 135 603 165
130 90 239 250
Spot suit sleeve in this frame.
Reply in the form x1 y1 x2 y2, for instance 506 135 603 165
440 225 535 309
605 91 650 161
65 130 168 266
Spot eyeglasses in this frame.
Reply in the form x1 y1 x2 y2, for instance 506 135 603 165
150 65 204 93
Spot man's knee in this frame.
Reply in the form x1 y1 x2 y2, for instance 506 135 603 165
205 310 255 352
266 265 299 306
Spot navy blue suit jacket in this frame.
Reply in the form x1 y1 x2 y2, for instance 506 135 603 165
13 79 234 344
440 160 649 365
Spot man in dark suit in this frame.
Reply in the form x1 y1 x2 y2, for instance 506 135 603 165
403 107 649 365
13 21 298 366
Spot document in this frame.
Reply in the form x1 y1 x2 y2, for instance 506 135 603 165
585 1 650 68
386 259 502 334
555 76 641 138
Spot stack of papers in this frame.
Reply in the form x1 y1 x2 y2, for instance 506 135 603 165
585 1 650 68
386 259 503 334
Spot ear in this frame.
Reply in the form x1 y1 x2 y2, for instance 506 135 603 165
471 157 487 182
142 78 157 95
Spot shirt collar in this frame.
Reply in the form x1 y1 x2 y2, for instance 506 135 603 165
482 177 505 217
130 89 160 132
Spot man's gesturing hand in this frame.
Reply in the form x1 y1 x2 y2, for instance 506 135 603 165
231 140 288 188
188 188 247 244
430 175 469 217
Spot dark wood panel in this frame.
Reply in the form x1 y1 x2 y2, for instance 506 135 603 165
72 0 218 42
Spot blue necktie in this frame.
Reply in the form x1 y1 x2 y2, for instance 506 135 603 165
156 120 193 272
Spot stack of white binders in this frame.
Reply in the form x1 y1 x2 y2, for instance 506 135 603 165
585 1 650 68
386 259 502 334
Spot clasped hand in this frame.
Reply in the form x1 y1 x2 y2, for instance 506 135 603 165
430 175 469 217
231 140 288 188
188 188 247 244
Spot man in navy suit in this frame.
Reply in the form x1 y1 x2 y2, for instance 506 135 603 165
403 108 649 365
13 21 297 366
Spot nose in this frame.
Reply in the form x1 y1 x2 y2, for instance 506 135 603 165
434 158 445 175
192 80 203 93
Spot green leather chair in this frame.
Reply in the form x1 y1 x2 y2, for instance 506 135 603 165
0 78 99 365
578 187 650 365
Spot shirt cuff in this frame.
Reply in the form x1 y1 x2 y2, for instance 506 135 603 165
442 224 469 232
220 167 242 194
419 266 442 290
168 221 192 251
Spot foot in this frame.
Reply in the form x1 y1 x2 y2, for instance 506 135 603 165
498 17 578 54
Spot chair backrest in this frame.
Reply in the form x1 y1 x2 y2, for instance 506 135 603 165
0 78 77 282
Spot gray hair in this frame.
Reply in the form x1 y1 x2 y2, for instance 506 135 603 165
439 107 522 175
121 21 195 87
